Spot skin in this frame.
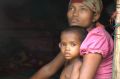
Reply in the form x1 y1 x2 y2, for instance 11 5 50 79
59 32 81 60
59 32 82 79
79 54 102 79
70 60 82 79
60 58 82 79
67 3 94 27
30 2 102 79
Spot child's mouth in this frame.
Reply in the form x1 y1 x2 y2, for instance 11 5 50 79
64 53 71 57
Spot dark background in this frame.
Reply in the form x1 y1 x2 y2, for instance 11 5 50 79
0 0 115 79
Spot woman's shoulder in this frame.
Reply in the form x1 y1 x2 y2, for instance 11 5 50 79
80 23 114 58
82 23 113 47
88 23 112 40
90 24 106 35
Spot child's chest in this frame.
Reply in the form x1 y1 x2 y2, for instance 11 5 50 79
60 64 73 79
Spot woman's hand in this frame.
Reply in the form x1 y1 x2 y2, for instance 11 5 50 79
30 52 65 79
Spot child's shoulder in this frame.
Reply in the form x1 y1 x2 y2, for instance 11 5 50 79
73 58 82 68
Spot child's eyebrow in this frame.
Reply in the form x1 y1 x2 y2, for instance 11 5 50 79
69 41 79 43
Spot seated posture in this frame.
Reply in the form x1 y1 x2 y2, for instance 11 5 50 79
31 0 114 79
59 26 87 79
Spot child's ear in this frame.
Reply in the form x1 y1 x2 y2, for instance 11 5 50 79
93 13 100 22
59 43 61 48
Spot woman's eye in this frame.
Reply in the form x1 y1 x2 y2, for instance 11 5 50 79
80 7 87 11
69 7 74 11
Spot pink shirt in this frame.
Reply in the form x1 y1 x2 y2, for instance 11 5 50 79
80 23 114 79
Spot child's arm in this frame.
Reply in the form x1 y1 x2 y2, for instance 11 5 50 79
30 52 65 79
70 59 82 79
79 53 102 79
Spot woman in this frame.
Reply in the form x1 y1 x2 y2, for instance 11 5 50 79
31 0 113 79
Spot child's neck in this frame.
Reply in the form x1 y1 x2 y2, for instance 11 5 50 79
66 57 81 65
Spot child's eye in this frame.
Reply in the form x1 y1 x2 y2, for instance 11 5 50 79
61 43 66 47
71 43 76 46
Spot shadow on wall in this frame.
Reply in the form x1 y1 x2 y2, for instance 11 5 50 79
0 0 63 76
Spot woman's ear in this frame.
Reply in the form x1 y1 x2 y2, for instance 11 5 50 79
93 13 100 22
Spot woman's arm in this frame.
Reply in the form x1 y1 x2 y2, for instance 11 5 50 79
30 52 65 79
79 53 102 79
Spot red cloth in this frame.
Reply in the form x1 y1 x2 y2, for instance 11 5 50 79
71 0 84 3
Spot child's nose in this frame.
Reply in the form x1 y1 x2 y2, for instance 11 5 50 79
65 45 70 51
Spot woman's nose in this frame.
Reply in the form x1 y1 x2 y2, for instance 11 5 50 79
73 10 79 17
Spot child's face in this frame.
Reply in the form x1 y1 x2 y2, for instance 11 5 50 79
67 3 94 28
59 32 81 60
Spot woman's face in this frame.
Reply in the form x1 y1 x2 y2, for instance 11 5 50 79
67 3 94 28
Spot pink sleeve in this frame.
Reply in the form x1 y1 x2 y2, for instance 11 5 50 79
80 33 112 58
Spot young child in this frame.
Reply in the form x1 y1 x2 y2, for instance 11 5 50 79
59 26 87 79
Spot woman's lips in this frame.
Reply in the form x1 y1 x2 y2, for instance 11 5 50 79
72 19 78 23
71 19 80 24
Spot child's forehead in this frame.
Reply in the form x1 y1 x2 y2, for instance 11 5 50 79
62 31 80 36
60 32 81 44
61 31 81 40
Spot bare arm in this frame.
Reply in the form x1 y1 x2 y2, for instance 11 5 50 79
79 53 102 79
30 52 65 79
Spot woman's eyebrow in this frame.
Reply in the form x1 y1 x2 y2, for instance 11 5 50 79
79 5 86 8
69 5 74 8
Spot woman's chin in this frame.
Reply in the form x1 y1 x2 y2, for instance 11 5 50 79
70 23 80 26
70 23 84 27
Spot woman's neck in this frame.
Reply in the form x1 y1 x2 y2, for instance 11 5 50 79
87 22 103 32
87 22 97 32
87 26 94 32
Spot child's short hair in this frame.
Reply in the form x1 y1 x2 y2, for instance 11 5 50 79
61 26 88 42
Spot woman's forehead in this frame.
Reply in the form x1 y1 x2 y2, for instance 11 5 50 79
69 3 91 11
